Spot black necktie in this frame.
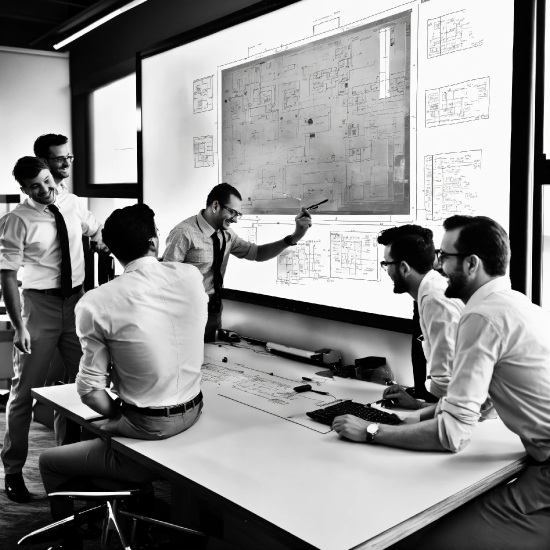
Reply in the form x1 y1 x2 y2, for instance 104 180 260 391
211 231 226 313
48 204 72 299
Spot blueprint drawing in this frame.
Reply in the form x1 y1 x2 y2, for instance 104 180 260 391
194 136 214 168
424 150 481 220
426 77 489 127
221 12 411 215
193 75 214 113
427 10 482 58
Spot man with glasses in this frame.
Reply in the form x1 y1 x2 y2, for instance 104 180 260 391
164 183 312 341
34 134 74 194
377 225 463 408
334 215 550 550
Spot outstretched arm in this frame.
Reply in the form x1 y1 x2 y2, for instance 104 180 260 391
256 208 312 262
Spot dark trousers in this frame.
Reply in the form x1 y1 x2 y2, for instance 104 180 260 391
2 289 83 474
391 459 550 550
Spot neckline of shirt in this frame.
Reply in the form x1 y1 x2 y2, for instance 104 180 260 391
124 255 159 274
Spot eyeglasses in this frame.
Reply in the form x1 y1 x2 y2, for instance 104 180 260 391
48 155 74 164
221 204 242 219
435 249 474 264
380 260 400 271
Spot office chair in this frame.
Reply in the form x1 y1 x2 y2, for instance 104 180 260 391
18 478 205 549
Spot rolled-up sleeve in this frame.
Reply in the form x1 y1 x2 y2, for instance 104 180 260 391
229 229 258 260
75 299 111 395
0 214 25 272
436 313 499 452
422 296 462 398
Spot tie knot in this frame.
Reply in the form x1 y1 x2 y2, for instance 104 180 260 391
48 203 60 215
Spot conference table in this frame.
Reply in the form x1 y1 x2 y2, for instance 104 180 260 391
31 342 527 550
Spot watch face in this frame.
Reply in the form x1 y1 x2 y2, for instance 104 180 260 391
367 423 379 435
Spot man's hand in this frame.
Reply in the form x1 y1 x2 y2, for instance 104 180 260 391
383 384 421 410
332 414 370 442
93 240 110 254
291 207 312 242
14 326 31 354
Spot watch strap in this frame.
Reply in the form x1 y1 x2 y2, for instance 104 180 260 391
284 235 297 246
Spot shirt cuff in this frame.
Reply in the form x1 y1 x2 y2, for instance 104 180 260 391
436 398 480 452
0 255 23 271
245 243 258 261
76 371 110 396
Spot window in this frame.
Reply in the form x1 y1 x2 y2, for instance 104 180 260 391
90 74 137 184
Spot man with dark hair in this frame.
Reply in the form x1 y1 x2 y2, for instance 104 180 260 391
39 204 207 543
164 182 312 340
377 225 463 402
1 157 105 502
33 134 73 194
334 215 550 550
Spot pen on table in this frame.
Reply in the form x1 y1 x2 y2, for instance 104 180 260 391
302 377 313 382
305 199 328 210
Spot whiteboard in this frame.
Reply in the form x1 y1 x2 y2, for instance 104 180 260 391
141 0 514 321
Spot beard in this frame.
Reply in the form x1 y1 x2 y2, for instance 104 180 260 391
444 269 469 299
392 270 408 294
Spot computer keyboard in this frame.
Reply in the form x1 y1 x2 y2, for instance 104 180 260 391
306 400 401 426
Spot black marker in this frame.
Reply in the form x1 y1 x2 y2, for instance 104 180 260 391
305 199 328 210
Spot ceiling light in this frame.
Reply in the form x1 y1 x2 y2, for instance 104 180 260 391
53 0 147 50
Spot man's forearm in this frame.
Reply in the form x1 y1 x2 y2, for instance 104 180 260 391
256 239 291 262
419 402 437 421
1 270 23 329
376 418 447 451
81 390 119 418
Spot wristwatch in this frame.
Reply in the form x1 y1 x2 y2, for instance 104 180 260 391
365 423 379 443
284 235 297 246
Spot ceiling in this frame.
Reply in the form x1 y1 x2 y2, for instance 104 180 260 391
0 0 132 51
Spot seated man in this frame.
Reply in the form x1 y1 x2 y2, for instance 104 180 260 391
377 225 463 406
39 204 207 545
334 215 550 550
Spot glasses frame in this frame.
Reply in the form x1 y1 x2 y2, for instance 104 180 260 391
380 260 400 271
48 155 75 164
220 203 243 219
435 249 475 264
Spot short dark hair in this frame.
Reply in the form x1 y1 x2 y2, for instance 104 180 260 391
13 156 49 186
206 183 242 207
443 215 510 276
377 225 435 274
33 134 69 159
103 204 157 263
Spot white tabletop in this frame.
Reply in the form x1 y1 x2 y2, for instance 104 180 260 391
106 344 527 550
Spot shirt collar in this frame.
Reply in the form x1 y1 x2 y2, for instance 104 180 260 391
417 269 440 301
197 210 217 237
463 276 511 313
26 196 59 214
124 255 159 273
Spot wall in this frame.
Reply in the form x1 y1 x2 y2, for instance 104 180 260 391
0 47 71 195
66 0 413 385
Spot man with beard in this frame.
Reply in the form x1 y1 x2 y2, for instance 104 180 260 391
163 183 312 341
34 134 73 194
334 215 550 550
377 225 463 404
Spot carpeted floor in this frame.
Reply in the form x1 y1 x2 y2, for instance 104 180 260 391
0 400 201 550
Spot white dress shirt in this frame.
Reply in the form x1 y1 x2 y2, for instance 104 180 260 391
75 257 208 408
417 270 464 398
0 193 101 289
163 211 258 296
436 277 550 462
57 180 69 194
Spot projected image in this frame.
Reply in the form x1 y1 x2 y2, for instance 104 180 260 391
221 12 411 215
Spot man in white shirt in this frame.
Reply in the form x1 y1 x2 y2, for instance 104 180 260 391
163 182 312 340
1 157 105 503
334 215 550 549
377 225 463 404
39 204 207 534
33 133 72 194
